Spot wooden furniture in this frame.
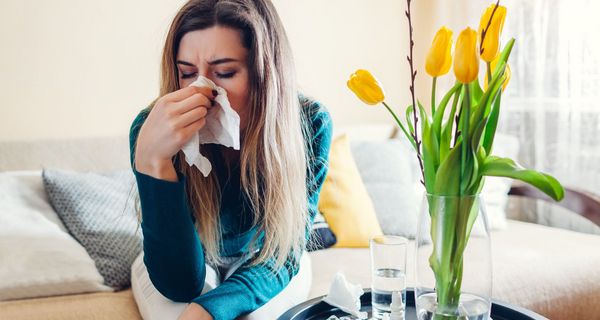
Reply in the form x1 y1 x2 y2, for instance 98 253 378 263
509 184 600 227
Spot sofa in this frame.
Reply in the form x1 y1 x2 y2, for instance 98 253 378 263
1 131 600 320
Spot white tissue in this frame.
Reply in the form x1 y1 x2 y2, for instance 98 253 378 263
182 76 241 177
323 273 368 319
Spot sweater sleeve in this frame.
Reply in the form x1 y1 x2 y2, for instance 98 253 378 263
192 101 333 319
129 109 207 302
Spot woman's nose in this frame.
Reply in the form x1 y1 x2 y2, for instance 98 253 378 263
197 69 210 79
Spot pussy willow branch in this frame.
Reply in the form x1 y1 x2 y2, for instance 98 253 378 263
406 0 425 186
480 0 501 55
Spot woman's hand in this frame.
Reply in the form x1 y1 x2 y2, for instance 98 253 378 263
178 302 213 320
134 86 216 181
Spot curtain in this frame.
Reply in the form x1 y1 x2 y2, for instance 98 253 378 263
497 0 600 232
435 0 600 232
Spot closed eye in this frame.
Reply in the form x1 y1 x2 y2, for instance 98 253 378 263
180 72 236 79
181 72 197 79
216 71 236 79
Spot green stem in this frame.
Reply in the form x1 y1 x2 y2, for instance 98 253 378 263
382 101 416 150
486 62 492 85
460 85 471 196
430 196 478 320
432 77 438 114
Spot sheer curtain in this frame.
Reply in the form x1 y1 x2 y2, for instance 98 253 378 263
436 0 600 232
499 0 600 189
497 0 600 232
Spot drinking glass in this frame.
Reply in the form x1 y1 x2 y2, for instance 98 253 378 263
370 235 408 320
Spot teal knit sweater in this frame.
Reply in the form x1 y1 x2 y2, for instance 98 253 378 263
128 96 332 320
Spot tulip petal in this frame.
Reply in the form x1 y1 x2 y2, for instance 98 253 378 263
426 26 454 77
454 28 479 84
347 69 385 105
479 5 507 62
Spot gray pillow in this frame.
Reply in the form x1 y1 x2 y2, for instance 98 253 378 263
350 139 419 238
42 169 141 289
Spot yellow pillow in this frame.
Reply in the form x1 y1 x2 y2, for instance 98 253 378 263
318 134 383 247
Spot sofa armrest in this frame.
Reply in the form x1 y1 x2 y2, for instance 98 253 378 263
508 184 600 227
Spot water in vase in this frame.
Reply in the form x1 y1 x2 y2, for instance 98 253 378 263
416 292 490 320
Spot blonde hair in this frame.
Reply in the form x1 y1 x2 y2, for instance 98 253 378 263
133 0 313 271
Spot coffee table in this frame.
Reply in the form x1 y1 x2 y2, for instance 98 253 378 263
278 289 548 320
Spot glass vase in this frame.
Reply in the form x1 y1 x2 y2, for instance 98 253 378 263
414 194 492 320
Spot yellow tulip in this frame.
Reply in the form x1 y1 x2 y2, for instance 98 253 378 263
347 69 385 105
453 28 479 84
426 27 453 77
485 57 511 92
479 4 507 62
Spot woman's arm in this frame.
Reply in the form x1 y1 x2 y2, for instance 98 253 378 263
129 109 207 302
191 102 333 320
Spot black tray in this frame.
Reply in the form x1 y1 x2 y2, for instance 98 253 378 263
278 289 548 320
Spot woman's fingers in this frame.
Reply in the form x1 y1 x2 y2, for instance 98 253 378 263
162 86 200 103
161 85 216 104
191 86 216 100
182 117 207 138
175 106 208 128
174 92 212 114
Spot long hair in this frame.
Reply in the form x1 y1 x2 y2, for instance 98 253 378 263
133 0 311 270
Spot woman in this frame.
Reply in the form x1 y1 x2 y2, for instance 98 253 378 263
128 0 332 319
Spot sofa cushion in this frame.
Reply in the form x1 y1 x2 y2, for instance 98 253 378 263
318 134 383 247
350 139 418 238
0 171 111 301
0 289 141 320
1 221 599 319
42 169 141 290
306 212 337 251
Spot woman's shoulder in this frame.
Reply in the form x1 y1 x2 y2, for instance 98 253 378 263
128 106 152 167
298 93 333 162
130 106 152 138
298 93 333 137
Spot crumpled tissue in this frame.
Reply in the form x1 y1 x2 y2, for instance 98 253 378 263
181 76 240 177
323 272 368 319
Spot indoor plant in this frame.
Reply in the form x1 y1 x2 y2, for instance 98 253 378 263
347 1 564 319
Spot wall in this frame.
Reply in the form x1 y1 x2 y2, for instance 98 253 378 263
0 0 437 141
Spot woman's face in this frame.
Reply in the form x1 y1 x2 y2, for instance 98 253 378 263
176 26 250 130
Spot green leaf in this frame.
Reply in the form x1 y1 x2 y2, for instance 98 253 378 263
440 124 453 165
434 140 463 196
471 117 488 152
478 40 515 155
440 88 462 162
419 101 438 193
465 120 487 191
432 82 461 141
470 79 484 105
406 105 415 135
470 65 505 136
495 38 516 70
481 156 565 201
466 148 488 195
483 93 502 154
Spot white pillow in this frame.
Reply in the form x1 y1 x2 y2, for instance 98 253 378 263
0 170 111 301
